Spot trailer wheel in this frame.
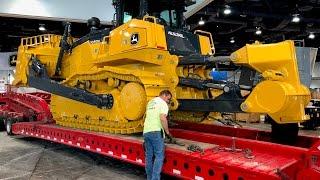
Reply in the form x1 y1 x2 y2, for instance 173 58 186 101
5 119 14 136
271 120 298 145
0 117 5 131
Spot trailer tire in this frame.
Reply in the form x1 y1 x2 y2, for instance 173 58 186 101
5 119 14 136
0 117 5 131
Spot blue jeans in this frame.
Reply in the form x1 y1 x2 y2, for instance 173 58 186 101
143 131 165 180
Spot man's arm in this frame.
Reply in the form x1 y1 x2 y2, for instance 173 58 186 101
160 114 170 136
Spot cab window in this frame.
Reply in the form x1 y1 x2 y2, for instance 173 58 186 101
123 12 132 23
160 10 177 28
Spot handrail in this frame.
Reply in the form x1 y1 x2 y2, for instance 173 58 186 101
194 30 215 55
142 15 157 23
20 34 58 47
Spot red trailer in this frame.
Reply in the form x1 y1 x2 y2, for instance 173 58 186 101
1 91 320 180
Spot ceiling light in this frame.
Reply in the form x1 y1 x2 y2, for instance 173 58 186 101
198 17 205 26
255 29 262 35
39 24 46 31
223 5 232 15
230 37 235 43
308 32 315 39
255 27 262 35
292 14 300 23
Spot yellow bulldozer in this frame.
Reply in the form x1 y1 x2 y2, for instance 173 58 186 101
13 0 310 141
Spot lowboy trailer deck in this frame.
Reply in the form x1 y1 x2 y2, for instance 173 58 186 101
1 91 320 180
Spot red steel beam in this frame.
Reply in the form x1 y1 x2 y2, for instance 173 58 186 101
172 121 319 148
0 92 52 122
27 92 51 104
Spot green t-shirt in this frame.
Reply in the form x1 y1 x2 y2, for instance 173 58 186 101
143 97 169 134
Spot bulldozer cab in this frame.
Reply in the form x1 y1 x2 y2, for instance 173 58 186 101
113 0 210 56
113 0 195 28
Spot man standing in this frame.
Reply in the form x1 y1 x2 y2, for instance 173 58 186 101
143 90 172 180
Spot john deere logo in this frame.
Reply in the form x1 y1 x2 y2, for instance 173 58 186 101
131 33 139 45
9 54 17 66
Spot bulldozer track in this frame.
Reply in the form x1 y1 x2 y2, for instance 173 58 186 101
53 70 144 134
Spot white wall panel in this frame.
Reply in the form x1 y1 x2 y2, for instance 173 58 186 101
0 0 206 23
0 52 15 71
311 62 320 88
0 0 115 23
312 62 320 77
